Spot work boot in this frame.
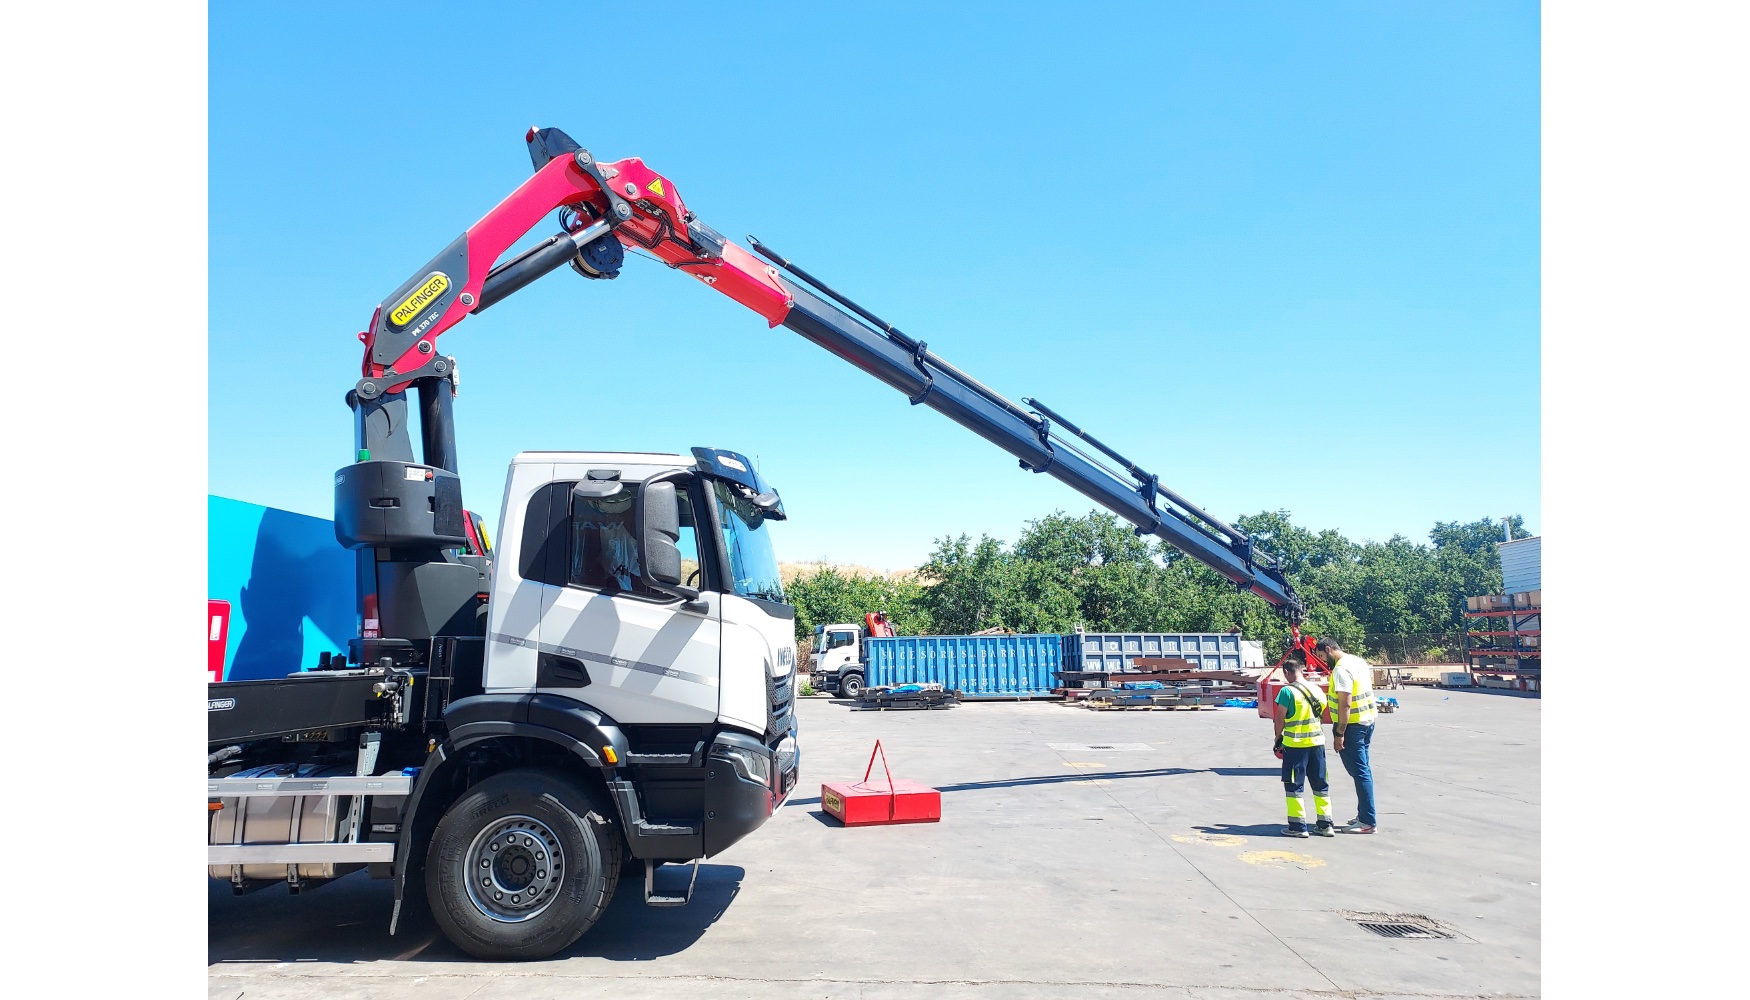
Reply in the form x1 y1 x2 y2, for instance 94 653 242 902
1282 825 1310 838
1312 820 1335 837
1335 820 1376 834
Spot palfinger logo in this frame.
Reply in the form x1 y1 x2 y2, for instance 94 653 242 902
388 272 451 330
823 789 844 814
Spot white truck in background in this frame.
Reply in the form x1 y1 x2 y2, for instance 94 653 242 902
809 621 870 699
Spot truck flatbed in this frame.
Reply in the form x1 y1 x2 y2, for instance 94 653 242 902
208 670 395 746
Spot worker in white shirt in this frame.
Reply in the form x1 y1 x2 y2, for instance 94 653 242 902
1312 638 1377 833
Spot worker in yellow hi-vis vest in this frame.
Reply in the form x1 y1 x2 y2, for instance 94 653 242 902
1272 652 1334 838
1313 638 1378 834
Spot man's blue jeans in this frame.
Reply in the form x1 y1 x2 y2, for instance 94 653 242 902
1337 722 1377 827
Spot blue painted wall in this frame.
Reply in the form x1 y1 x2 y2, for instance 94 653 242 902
209 496 355 681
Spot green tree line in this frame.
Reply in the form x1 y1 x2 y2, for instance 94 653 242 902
786 510 1530 663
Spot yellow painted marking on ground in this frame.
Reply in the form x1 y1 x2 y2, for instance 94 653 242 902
1238 850 1327 869
1172 833 1245 847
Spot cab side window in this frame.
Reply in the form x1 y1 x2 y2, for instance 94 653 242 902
567 483 700 595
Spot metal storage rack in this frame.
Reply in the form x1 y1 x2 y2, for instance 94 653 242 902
1462 601 1540 693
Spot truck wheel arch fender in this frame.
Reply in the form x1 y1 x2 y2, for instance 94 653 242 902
389 695 632 934
391 741 454 936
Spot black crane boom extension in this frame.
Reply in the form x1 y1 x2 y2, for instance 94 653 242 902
764 266 1302 618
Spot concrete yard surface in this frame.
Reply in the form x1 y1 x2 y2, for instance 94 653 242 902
209 686 1540 999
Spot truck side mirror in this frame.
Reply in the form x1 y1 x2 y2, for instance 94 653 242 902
634 472 698 602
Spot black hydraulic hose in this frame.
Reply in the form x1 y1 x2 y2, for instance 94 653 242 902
417 375 459 474
476 220 615 313
474 234 578 312
1027 397 1250 546
1023 398 1155 482
1163 504 1243 552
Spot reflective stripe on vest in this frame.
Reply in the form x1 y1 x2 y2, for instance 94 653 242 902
1347 692 1376 723
1336 656 1378 724
1282 682 1325 748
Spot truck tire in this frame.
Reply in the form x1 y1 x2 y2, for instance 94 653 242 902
840 672 864 700
424 768 622 960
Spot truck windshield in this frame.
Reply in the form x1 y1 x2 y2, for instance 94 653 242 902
712 480 786 603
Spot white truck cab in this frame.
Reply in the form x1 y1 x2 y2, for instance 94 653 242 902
211 445 800 961
809 622 866 698
410 446 803 955
489 449 799 741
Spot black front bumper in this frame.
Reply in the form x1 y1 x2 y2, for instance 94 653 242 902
702 729 798 857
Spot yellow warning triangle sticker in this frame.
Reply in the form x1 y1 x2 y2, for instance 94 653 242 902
647 178 665 196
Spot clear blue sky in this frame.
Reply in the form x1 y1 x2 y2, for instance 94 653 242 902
210 1 1539 571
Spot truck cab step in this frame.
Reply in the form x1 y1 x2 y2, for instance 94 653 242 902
631 819 698 836
643 859 699 907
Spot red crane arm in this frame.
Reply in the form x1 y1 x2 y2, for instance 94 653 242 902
358 133 791 397
348 127 1305 623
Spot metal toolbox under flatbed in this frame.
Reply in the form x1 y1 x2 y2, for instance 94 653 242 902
208 671 392 746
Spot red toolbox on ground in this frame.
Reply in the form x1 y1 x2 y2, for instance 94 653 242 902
821 741 941 827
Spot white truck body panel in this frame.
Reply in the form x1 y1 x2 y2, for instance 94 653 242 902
531 456 725 722
483 459 554 692
538 586 722 724
719 595 797 737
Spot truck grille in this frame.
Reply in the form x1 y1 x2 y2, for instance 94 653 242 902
766 672 794 739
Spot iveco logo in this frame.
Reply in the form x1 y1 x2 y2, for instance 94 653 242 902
208 698 236 712
776 647 795 676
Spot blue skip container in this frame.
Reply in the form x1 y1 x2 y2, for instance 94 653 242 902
863 634 1064 699
1060 632 1243 673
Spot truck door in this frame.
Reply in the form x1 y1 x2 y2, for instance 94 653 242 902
534 473 721 724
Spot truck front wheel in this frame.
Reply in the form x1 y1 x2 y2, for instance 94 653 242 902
840 672 864 700
425 769 622 960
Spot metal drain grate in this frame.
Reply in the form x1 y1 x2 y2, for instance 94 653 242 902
1341 912 1456 940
